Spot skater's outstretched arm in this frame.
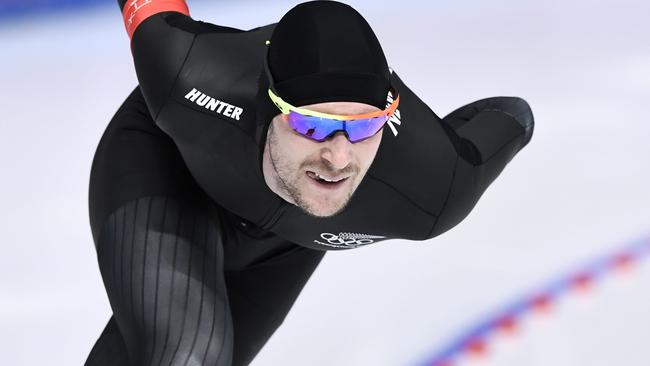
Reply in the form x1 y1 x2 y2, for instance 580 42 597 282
443 97 534 193
377 70 533 237
425 96 534 236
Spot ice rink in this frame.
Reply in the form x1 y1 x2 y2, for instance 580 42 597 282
1 0 649 365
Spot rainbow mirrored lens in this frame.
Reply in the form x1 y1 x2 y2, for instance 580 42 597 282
287 112 342 141
287 112 388 142
344 116 387 142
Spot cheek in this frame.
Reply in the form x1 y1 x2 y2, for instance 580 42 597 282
273 123 318 169
356 132 383 168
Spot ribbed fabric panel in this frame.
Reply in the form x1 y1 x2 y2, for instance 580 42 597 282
88 196 233 366
87 87 328 365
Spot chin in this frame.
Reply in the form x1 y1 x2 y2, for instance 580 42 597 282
308 208 342 218
290 176 358 218
299 198 348 218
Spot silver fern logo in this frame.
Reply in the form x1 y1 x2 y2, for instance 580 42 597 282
314 232 387 249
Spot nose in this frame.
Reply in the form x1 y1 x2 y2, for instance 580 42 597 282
320 131 353 170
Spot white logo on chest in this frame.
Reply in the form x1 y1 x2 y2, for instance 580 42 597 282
184 88 244 121
314 232 387 249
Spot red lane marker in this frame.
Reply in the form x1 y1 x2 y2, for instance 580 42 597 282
613 253 635 273
531 294 553 313
496 315 518 335
465 338 488 357
571 272 594 293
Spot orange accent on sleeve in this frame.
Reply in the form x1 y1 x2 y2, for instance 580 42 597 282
122 0 190 39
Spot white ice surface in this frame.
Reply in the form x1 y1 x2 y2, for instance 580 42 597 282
0 0 649 365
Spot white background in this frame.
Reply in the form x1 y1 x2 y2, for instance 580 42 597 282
1 0 649 365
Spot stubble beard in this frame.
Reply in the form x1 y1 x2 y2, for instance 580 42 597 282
267 124 356 218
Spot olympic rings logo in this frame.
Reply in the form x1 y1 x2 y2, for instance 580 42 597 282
314 232 386 249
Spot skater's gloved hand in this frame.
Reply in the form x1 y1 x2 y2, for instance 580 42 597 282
443 96 534 164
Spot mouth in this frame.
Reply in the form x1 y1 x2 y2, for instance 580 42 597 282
306 170 350 189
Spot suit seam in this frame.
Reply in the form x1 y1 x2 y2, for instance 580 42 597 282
426 155 460 238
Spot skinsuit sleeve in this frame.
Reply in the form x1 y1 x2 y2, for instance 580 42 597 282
429 95 535 236
443 97 534 196
117 0 243 119
118 0 192 119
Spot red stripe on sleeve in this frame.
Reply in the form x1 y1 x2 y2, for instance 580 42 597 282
122 0 190 39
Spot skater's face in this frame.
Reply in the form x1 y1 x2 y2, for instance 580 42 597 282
263 101 383 218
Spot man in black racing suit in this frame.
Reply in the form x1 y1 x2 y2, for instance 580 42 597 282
85 1 534 365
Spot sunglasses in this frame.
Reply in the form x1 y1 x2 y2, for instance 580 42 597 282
264 43 400 143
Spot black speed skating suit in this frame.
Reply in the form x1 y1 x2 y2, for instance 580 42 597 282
85 1 534 365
